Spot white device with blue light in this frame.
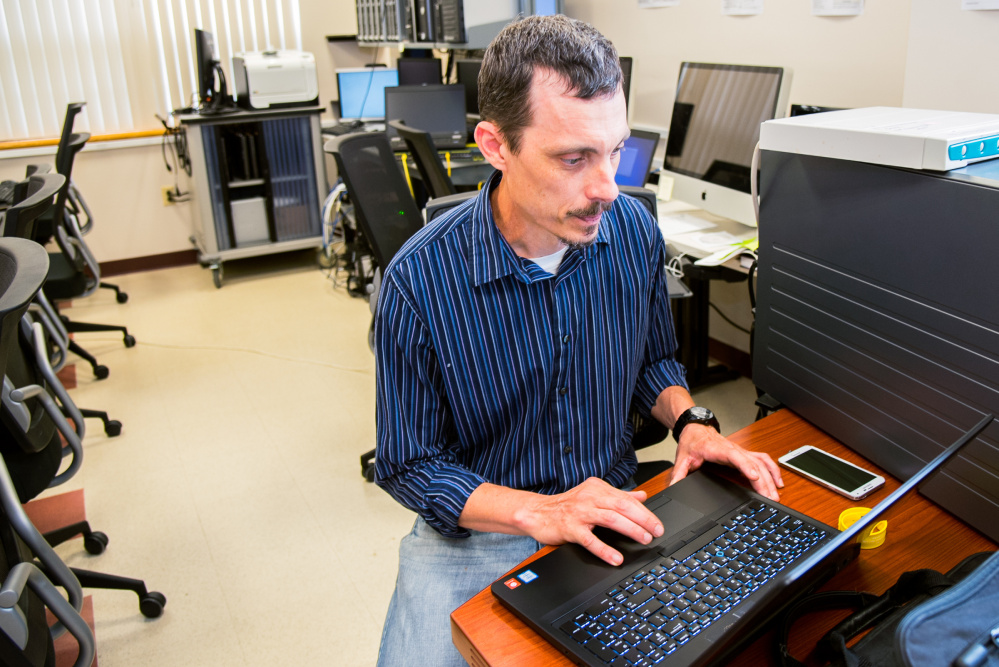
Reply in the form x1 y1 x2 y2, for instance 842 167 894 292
760 107 999 172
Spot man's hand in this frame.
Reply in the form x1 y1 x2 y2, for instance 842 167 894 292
669 423 784 501
460 479 664 566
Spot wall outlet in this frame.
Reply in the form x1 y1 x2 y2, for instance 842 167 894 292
162 186 175 206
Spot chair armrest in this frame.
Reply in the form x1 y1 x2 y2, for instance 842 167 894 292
23 164 52 177
0 562 95 666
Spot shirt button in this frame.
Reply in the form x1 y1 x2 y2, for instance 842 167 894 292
559 387 568 396
562 334 570 344
563 445 573 454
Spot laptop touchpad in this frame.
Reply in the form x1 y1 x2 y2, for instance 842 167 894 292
592 497 703 565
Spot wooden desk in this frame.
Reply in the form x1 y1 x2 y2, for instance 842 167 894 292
451 410 997 666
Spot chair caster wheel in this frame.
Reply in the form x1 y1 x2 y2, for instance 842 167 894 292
124 334 136 348
364 462 376 483
140 591 167 618
116 292 129 304
84 531 109 555
105 420 122 437
94 365 110 380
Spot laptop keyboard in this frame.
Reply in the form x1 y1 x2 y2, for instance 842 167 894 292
558 501 829 666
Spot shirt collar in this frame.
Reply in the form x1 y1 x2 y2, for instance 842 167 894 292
468 171 611 287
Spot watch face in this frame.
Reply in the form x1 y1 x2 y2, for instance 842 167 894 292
689 407 713 420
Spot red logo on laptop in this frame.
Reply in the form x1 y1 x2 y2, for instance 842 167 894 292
504 578 521 589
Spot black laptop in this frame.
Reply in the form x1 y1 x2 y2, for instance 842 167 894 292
384 84 467 151
491 415 994 667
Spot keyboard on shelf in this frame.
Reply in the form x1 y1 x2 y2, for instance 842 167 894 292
440 147 483 162
324 121 364 137
557 501 828 666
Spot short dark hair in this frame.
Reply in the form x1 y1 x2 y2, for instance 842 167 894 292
477 15 622 154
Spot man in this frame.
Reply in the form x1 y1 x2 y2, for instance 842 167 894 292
373 15 783 666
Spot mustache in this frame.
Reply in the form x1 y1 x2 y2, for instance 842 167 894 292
567 201 613 219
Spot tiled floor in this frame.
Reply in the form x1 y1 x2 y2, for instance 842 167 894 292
46 251 760 666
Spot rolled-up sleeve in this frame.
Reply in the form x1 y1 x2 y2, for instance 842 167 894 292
373 271 485 538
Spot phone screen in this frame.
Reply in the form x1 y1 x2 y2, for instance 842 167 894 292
783 448 878 491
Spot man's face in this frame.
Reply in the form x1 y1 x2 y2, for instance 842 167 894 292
487 69 629 255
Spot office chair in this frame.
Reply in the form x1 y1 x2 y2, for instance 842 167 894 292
35 103 127 303
387 119 458 204
326 131 425 344
21 132 136 381
5 173 124 438
0 236 95 667
1 309 167 619
325 131 427 482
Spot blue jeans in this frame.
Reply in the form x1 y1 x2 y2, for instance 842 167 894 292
376 518 542 667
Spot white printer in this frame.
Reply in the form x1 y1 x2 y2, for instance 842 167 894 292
760 107 999 172
232 51 319 110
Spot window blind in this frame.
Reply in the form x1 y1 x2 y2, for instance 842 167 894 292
0 0 303 142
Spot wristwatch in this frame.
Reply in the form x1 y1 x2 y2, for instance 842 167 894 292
673 406 720 443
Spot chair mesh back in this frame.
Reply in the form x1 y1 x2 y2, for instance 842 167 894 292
2 175 65 240
330 133 424 269
619 186 658 219
389 120 457 200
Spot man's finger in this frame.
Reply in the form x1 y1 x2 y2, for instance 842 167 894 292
758 452 784 488
576 528 623 566
668 457 691 486
745 457 780 501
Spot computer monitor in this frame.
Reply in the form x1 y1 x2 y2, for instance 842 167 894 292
397 57 442 86
455 59 482 117
619 57 633 111
790 104 846 117
335 68 399 122
615 129 660 187
520 0 564 14
195 29 224 110
385 84 468 151
661 62 792 227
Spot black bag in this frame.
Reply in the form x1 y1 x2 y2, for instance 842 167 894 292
777 550 999 667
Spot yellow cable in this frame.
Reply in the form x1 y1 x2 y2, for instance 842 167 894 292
400 152 414 198
445 152 452 177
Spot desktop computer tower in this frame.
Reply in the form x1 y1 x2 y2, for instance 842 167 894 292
753 150 999 542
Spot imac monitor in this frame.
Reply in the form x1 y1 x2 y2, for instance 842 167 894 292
615 129 660 187
385 84 467 151
455 59 482 117
336 68 399 122
397 57 442 86
662 62 791 227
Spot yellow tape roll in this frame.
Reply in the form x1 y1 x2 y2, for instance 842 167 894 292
838 507 887 549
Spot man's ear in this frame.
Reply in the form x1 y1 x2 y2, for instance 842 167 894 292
474 120 508 171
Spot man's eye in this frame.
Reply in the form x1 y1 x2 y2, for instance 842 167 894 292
562 157 584 166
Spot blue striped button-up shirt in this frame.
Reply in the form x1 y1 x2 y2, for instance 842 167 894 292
374 172 688 537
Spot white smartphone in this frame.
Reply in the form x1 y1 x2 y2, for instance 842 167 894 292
778 445 885 500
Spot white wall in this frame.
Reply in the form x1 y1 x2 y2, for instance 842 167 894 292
565 0 912 132
903 0 999 113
